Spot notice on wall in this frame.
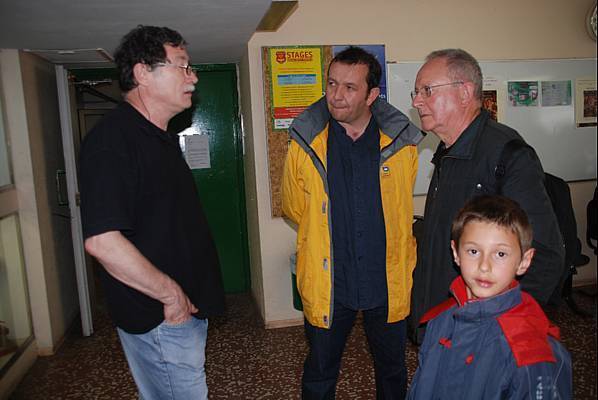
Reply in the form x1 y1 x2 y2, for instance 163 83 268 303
482 76 504 122
482 90 498 121
184 134 211 169
269 47 324 130
508 81 539 106
541 80 572 106
575 78 597 127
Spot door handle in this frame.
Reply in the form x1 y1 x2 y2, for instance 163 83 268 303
55 169 69 206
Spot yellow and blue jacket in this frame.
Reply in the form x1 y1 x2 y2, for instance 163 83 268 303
282 97 424 328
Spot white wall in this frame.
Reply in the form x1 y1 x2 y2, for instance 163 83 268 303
243 0 598 326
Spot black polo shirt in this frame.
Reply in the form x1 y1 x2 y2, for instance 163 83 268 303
327 117 387 310
79 102 224 334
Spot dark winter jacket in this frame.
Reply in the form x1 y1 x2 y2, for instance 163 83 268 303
409 110 565 341
407 277 572 400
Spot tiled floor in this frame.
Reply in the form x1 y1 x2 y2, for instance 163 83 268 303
8 286 597 399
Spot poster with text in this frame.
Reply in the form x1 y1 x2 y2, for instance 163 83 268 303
508 81 539 107
269 46 324 130
541 80 572 106
184 135 211 169
483 76 505 122
575 78 597 127
482 90 498 121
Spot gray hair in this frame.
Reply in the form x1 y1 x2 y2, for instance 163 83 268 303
425 49 483 101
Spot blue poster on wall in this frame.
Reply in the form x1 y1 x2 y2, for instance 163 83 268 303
332 45 387 101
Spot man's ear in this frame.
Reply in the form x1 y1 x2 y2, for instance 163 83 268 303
366 87 380 106
459 81 476 105
132 63 151 88
451 240 461 266
516 248 535 276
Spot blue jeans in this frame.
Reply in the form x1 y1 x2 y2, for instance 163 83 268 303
302 303 407 400
117 317 209 400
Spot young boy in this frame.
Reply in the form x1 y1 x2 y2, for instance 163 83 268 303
407 195 572 399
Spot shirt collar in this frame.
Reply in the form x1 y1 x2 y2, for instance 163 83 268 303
329 116 379 148
432 109 488 165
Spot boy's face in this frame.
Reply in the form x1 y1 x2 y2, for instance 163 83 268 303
451 221 535 300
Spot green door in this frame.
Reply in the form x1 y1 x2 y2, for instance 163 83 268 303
168 64 250 293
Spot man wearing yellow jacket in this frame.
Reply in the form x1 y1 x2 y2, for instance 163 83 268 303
282 46 424 399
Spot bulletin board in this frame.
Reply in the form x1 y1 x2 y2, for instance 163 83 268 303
387 59 598 195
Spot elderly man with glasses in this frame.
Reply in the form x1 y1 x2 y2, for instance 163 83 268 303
407 49 565 345
79 25 224 400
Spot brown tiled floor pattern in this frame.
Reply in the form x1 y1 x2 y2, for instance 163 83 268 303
8 286 597 399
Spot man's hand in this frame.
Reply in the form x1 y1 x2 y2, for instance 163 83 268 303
162 281 199 325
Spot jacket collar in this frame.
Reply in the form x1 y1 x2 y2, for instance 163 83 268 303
289 96 423 149
432 108 489 165
450 276 521 321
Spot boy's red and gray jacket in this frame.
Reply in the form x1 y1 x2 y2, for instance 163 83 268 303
282 96 423 329
407 277 572 399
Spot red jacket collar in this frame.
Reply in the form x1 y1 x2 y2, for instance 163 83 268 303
419 276 477 323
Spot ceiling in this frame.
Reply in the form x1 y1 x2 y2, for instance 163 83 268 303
0 0 273 66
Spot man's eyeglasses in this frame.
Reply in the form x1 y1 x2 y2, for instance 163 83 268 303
153 62 196 76
410 81 464 100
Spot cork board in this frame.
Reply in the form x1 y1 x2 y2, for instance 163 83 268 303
262 45 333 217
